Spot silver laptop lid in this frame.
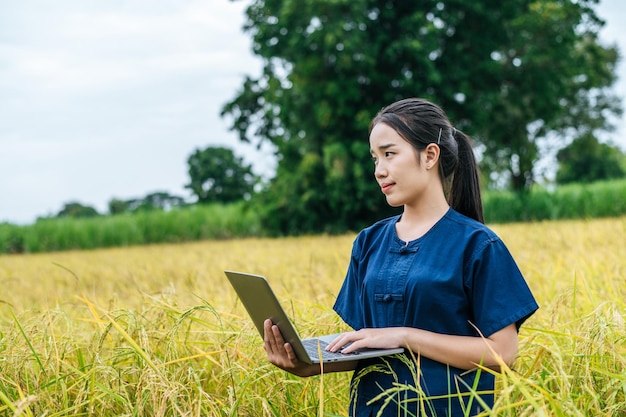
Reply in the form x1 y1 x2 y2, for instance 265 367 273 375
224 270 404 364
224 270 314 363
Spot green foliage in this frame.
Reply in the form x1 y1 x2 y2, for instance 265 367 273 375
556 133 626 184
0 203 261 253
223 0 621 235
186 146 258 204
108 191 187 215
108 198 129 215
1 180 625 253
0 223 25 254
474 0 621 189
483 178 626 223
134 191 185 211
55 201 100 218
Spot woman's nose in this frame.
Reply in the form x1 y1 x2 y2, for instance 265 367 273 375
374 162 387 178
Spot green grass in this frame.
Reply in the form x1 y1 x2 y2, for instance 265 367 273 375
483 178 626 223
1 179 626 254
0 202 261 254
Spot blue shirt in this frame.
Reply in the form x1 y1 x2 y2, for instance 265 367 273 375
333 208 538 417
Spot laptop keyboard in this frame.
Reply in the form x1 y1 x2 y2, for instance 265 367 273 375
302 338 359 360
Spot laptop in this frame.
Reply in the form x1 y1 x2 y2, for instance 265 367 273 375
224 270 404 364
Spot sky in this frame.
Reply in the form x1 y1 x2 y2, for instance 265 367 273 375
1 1 625 225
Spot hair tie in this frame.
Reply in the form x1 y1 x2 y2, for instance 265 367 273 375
437 128 442 145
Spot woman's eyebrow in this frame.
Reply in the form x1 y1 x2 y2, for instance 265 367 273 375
370 143 396 154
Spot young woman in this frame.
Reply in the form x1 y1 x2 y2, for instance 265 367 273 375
264 98 538 416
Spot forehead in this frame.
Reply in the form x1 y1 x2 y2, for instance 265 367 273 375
369 123 410 151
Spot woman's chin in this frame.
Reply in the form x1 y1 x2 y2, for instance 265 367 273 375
385 197 403 208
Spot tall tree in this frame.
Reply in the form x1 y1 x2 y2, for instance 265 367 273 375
108 192 186 214
223 0 620 234
556 133 626 184
56 201 99 218
185 146 258 203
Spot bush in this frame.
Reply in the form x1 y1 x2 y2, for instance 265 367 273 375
484 178 626 223
0 202 261 254
1 179 625 253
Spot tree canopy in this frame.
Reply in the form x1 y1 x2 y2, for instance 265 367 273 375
185 146 258 204
56 202 100 218
223 0 621 234
556 134 626 184
108 192 186 215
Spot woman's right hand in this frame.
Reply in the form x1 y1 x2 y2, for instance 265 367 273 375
263 319 319 377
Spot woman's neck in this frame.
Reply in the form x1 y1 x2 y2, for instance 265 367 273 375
396 198 449 242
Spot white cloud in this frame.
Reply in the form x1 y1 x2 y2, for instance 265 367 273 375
0 1 264 224
1 1 255 94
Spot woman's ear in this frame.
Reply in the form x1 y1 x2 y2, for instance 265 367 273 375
423 143 440 170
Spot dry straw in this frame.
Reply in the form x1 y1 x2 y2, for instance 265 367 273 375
0 217 624 416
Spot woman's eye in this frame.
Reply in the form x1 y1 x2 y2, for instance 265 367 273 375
385 151 393 157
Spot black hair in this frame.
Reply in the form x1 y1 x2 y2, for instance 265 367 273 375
370 97 484 223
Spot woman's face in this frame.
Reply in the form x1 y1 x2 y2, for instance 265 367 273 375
369 122 432 208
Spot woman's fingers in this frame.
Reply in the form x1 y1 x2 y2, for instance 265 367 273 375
264 319 298 366
263 319 275 350
326 328 404 353
262 319 322 377
326 332 357 352
264 319 283 353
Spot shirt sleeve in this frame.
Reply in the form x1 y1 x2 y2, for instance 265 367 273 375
333 237 365 331
466 237 539 337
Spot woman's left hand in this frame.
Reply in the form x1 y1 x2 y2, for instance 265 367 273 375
325 328 407 354
325 324 520 371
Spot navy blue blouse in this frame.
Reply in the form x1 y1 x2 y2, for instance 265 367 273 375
333 208 538 417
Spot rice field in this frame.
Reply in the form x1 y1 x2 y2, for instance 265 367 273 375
0 217 625 416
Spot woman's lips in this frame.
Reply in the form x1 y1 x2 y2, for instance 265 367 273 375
381 183 394 193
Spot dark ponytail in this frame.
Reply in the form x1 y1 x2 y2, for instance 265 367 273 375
449 129 484 223
371 98 484 223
